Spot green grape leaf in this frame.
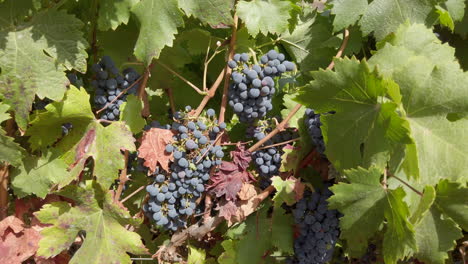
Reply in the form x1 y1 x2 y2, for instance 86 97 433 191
98 0 138 30
0 9 88 129
330 0 368 32
236 0 293 37
271 176 303 206
97 20 140 69
445 0 466 22
236 27 256 53
412 208 462 264
120 95 146 134
328 167 416 260
409 186 436 225
66 121 136 189
360 0 439 40
271 206 294 254
0 103 23 166
295 57 412 172
454 0 468 37
26 86 94 151
281 93 305 128
435 180 468 230
131 0 184 65
410 185 463 264
35 181 147 264
0 0 39 29
368 24 468 184
280 11 338 73
236 205 271 264
11 151 71 198
218 240 237 264
178 0 234 27
436 5 455 31
188 245 206 264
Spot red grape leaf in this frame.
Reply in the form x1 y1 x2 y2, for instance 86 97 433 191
138 128 175 173
0 216 41 263
230 144 251 170
216 200 238 222
209 161 253 201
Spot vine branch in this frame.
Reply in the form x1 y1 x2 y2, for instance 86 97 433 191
96 75 144 114
115 150 129 202
156 61 205 95
248 104 302 153
138 64 153 117
218 14 239 124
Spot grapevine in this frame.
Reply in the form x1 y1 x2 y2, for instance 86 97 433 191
0 2 466 264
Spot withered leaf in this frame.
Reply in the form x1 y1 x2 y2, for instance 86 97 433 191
138 128 175 172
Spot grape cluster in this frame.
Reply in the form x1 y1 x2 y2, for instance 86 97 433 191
143 107 226 231
249 120 297 188
287 186 341 264
304 108 325 154
227 50 295 123
61 123 73 135
91 56 140 121
67 73 83 87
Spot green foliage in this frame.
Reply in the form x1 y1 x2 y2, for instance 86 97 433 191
330 0 367 32
179 0 234 26
329 167 416 263
188 245 206 264
131 0 184 65
120 95 146 134
0 1 467 263
0 103 23 166
237 0 294 37
11 151 71 198
98 0 138 31
26 86 94 151
0 7 88 129
296 58 412 172
35 181 147 264
368 23 468 184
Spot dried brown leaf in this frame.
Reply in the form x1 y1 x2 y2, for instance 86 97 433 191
138 128 174 172
0 216 41 264
238 183 257 201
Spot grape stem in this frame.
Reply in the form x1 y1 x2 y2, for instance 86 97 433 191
255 137 300 151
203 39 225 91
89 0 99 63
327 28 350 70
248 104 302 153
0 118 15 220
218 13 239 124
165 86 176 114
221 140 253 146
192 13 239 119
120 185 145 204
196 131 224 164
139 64 154 117
96 74 145 114
193 68 226 117
114 150 129 202
389 172 423 197
156 61 206 95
